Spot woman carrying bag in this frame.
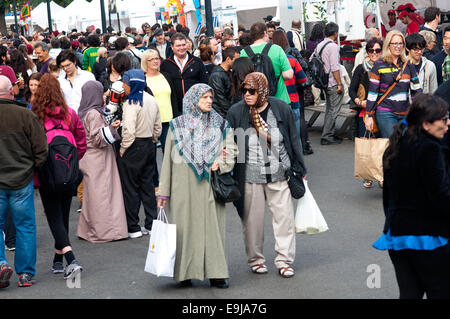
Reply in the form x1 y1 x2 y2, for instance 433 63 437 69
31 74 87 280
157 84 238 288
373 94 450 299
365 30 422 138
349 38 383 189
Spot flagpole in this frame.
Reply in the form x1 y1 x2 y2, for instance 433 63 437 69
205 0 213 37
12 0 19 34
47 0 52 33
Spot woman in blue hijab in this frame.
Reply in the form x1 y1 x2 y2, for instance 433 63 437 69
117 69 162 239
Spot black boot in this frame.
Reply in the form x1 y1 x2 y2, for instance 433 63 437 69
210 279 229 289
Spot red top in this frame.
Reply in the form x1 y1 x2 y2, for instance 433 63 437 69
406 21 419 36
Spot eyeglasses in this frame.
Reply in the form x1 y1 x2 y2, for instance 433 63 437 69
440 116 449 123
147 58 160 63
242 88 257 95
390 42 404 47
367 48 382 54
410 47 424 52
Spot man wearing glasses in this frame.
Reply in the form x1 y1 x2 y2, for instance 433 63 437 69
57 50 95 113
405 33 438 94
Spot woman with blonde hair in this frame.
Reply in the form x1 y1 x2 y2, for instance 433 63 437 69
93 47 108 82
141 48 178 151
365 30 422 138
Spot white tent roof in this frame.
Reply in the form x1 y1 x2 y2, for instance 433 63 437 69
30 1 64 29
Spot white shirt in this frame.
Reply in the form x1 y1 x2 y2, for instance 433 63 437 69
58 67 96 113
156 42 167 60
174 54 189 71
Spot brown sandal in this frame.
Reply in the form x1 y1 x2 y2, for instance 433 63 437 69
250 264 268 274
278 266 295 278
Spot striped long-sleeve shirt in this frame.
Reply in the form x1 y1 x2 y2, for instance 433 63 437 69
285 54 307 110
366 59 422 117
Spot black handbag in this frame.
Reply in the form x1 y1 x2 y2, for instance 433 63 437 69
285 168 306 199
210 170 241 203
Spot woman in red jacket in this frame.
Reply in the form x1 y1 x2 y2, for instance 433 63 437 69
31 74 87 280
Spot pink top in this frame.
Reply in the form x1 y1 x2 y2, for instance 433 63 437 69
34 106 87 187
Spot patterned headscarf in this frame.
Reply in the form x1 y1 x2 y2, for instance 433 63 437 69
170 84 228 182
123 69 146 106
242 72 271 146
78 81 105 122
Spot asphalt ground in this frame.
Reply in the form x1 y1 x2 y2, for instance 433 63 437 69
0 113 399 303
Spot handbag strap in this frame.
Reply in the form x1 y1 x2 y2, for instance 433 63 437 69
376 61 408 106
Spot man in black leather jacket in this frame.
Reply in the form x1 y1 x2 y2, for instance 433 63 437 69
208 47 239 118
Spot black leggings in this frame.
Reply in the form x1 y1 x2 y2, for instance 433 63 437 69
39 188 73 251
389 246 450 299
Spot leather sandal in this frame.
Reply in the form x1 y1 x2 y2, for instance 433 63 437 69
278 266 295 278
250 264 268 274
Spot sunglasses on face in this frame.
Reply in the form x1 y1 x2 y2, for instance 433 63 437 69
242 88 257 95
367 48 382 54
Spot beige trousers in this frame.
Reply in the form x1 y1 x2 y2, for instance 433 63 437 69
243 180 296 269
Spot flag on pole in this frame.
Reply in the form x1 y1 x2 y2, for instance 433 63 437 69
213 16 219 28
195 23 202 35
20 1 31 20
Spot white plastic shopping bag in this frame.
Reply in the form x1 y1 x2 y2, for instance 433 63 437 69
144 208 176 277
295 180 329 234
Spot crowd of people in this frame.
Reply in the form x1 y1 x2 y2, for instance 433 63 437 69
0 2 450 297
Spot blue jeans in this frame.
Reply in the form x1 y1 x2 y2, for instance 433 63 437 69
0 181 36 276
375 110 405 138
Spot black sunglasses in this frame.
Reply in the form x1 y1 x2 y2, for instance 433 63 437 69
367 48 382 54
242 88 257 95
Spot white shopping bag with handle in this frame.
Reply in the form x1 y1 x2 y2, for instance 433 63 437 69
145 208 176 277
295 180 329 234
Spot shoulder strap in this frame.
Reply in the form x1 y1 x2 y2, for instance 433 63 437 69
377 61 408 106
244 46 255 59
295 31 303 50
317 41 332 58
261 43 272 56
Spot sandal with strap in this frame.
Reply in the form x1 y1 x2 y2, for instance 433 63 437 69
363 180 373 188
250 264 268 274
278 266 295 278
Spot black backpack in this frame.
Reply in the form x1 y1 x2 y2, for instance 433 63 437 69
39 124 82 193
309 41 332 90
244 43 279 96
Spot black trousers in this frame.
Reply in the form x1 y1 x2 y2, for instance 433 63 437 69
117 138 157 233
389 246 450 299
39 188 73 251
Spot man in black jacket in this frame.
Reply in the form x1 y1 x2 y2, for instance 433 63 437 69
148 28 173 60
208 46 239 118
160 32 208 114
0 76 48 288
431 25 450 86
419 7 443 55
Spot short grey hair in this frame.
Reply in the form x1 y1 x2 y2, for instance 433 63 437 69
419 30 436 44
34 41 50 52
365 28 379 42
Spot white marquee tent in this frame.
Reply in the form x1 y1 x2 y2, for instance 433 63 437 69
30 1 65 31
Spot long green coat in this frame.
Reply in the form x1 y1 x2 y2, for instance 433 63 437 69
159 128 238 282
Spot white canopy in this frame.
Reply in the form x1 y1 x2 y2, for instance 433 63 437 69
30 1 65 30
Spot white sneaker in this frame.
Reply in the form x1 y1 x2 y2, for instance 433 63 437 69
128 231 143 239
141 227 151 236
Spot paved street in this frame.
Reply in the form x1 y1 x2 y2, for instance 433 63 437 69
0 113 399 300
